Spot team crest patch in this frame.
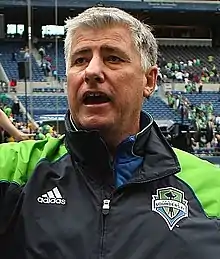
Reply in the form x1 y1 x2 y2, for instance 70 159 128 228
152 187 188 230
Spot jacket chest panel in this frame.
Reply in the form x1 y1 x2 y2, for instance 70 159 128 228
11 161 220 259
102 199 220 259
18 189 220 259
13 159 103 258
102 179 220 259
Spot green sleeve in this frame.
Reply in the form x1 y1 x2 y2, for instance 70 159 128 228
174 148 220 218
0 136 67 186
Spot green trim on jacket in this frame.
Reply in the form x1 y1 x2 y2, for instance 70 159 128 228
0 136 67 186
175 148 220 218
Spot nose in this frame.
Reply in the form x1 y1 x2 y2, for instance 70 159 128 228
84 55 104 84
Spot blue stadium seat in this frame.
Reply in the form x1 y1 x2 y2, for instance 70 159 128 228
0 42 45 81
182 92 220 115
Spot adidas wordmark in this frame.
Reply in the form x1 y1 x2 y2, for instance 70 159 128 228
37 187 66 205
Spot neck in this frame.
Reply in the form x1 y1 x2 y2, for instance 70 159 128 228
69 113 140 156
99 125 140 157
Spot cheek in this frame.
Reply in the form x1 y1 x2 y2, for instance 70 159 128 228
67 72 76 90
116 72 145 98
67 71 83 101
67 80 75 105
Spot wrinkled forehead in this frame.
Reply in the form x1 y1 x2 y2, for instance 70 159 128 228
70 25 136 54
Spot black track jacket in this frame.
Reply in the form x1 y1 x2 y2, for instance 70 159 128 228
0 111 220 259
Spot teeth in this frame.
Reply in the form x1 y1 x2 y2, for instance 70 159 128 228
83 92 110 104
87 93 102 97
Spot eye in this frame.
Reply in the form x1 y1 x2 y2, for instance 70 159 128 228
73 57 87 66
107 55 123 63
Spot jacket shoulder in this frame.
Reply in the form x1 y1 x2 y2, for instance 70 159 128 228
0 136 67 186
173 148 220 218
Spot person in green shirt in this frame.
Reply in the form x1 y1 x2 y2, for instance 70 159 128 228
3 105 12 118
0 93 7 104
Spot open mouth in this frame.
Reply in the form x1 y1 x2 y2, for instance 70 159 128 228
83 92 111 105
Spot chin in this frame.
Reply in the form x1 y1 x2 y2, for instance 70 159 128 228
80 118 112 131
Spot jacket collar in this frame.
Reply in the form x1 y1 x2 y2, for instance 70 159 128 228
64 110 180 185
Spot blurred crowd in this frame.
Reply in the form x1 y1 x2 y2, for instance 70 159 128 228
157 54 219 85
166 90 220 151
38 44 62 83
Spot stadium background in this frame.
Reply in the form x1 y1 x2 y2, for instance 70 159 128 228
0 0 220 164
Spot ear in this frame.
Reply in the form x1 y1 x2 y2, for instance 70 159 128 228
143 66 158 98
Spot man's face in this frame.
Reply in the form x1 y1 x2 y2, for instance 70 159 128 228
67 25 157 134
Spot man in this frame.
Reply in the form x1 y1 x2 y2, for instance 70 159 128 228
0 7 220 259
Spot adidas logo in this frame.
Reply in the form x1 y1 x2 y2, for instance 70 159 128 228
37 187 66 205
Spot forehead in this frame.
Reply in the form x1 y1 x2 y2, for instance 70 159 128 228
71 25 135 53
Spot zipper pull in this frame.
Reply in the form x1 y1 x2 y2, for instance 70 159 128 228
102 199 110 215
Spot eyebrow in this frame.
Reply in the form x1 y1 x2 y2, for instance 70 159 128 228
71 45 130 60
71 48 91 58
101 45 129 58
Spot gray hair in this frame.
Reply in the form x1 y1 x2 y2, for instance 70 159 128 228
64 7 158 75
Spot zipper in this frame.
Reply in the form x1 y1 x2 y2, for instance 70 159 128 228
98 172 161 258
98 168 179 258
102 199 111 215
99 199 111 259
